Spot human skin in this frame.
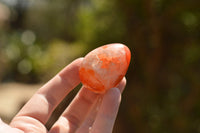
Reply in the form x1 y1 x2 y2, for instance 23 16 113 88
0 58 126 133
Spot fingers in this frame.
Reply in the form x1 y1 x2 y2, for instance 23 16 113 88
49 78 126 133
49 86 100 133
0 119 24 133
90 87 122 133
76 77 126 133
11 58 83 126
89 78 126 133
75 96 103 133
116 77 126 93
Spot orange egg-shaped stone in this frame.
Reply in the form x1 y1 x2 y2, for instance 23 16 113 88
79 43 131 93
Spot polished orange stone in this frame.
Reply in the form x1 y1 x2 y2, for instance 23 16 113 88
79 43 131 93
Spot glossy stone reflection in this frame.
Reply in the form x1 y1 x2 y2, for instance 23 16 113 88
79 43 131 93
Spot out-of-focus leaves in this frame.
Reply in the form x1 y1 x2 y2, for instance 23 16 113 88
75 0 126 49
33 39 86 81
0 0 200 132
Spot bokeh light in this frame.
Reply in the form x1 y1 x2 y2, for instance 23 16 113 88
0 0 200 132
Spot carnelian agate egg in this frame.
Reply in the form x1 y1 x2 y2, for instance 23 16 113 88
79 43 131 93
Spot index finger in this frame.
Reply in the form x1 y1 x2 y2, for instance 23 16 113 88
11 58 83 125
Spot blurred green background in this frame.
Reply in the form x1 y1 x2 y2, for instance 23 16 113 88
0 0 200 132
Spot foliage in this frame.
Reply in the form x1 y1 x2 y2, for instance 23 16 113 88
0 0 200 132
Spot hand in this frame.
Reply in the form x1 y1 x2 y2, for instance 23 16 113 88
0 58 126 133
